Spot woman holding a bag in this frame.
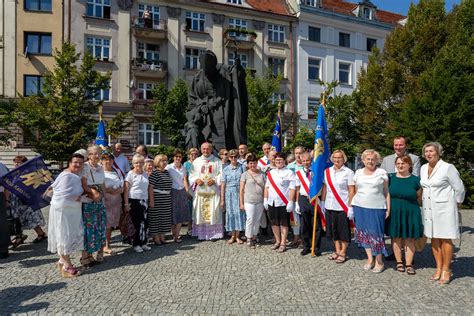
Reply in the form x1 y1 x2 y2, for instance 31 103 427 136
388 155 423 275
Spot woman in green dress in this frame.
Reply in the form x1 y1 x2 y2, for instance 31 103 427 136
389 155 423 275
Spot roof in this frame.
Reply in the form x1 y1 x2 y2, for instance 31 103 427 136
201 0 292 16
320 0 405 25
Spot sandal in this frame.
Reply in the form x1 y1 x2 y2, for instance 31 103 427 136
11 235 28 248
278 244 286 253
271 242 280 250
406 265 416 275
439 270 453 285
62 265 81 278
103 248 115 255
55 260 64 271
227 237 236 245
236 238 244 245
335 255 347 264
95 252 104 263
32 233 47 243
430 269 442 281
396 262 405 273
328 252 339 260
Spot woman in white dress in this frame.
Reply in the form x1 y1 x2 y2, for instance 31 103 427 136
47 153 85 278
420 142 465 285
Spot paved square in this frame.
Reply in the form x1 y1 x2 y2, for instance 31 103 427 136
0 209 472 314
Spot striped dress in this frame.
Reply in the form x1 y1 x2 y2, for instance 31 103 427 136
148 169 173 235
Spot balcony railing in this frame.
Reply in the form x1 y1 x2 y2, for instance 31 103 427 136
133 18 168 39
131 58 168 79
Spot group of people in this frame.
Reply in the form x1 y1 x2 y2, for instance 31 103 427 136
2 136 465 285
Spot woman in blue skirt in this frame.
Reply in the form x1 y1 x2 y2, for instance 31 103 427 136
351 149 390 273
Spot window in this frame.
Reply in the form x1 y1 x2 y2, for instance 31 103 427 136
138 123 160 146
87 37 110 61
138 4 160 29
228 52 247 68
308 58 321 81
185 48 203 69
25 32 52 55
268 57 285 77
86 0 110 19
268 24 285 43
185 11 205 32
228 18 247 39
88 82 110 101
137 42 160 62
367 38 377 51
339 32 350 48
24 75 45 96
227 0 242 4
308 26 321 42
338 62 351 85
25 0 52 11
271 93 286 105
307 97 319 119
138 82 156 100
363 7 373 20
301 0 319 6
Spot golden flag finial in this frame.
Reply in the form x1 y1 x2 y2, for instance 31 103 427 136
99 105 103 120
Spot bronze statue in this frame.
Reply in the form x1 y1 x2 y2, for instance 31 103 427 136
185 50 248 151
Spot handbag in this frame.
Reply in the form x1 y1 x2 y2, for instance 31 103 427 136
119 210 135 237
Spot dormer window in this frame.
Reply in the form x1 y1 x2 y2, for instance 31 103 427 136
227 0 242 4
301 0 321 7
357 0 376 20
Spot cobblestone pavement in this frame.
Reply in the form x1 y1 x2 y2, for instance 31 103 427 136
0 209 473 315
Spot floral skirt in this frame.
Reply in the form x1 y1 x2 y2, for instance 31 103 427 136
82 202 106 253
354 206 387 256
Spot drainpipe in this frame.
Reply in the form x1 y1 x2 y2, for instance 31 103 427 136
68 0 71 42
289 20 295 137
61 0 64 43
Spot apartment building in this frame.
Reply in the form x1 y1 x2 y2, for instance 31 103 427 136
288 0 404 126
0 0 16 99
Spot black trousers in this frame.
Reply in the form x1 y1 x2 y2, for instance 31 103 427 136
299 195 322 251
129 199 147 247
0 194 10 256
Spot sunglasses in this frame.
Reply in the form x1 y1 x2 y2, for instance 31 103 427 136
222 153 229 156
229 155 237 158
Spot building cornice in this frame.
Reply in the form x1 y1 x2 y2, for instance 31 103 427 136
300 5 396 31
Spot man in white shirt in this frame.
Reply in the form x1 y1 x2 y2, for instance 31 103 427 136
381 136 420 176
288 146 305 174
113 143 130 178
295 152 322 256
264 153 296 252
257 142 272 171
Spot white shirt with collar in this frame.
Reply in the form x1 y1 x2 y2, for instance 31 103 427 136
381 152 420 176
323 165 355 211
166 163 186 190
295 168 312 197
265 167 295 207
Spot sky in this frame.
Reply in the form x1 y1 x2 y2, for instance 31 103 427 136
368 0 461 15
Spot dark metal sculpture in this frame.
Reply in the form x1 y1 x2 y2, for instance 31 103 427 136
185 50 248 151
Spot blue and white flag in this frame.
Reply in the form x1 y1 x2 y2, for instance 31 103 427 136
271 112 282 153
0 156 54 210
95 119 108 149
309 105 332 202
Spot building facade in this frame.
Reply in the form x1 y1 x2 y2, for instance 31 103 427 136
288 0 403 126
0 0 16 99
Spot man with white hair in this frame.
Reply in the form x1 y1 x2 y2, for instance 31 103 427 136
257 142 272 171
189 142 223 240
113 142 130 178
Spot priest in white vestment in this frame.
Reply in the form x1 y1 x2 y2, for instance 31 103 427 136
189 142 223 240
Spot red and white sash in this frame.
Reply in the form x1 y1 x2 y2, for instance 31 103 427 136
296 169 326 229
325 168 354 227
267 171 295 224
258 157 268 166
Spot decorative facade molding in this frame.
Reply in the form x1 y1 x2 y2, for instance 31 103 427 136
212 13 225 24
252 20 265 31
166 6 181 18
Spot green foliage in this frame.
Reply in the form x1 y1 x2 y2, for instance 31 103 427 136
351 0 473 206
0 42 110 162
284 127 314 152
152 79 189 148
245 70 282 155
148 144 176 162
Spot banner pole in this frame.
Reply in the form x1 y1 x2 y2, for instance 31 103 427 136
311 196 319 257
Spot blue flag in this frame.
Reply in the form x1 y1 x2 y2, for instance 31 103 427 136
271 113 282 153
310 105 332 202
95 119 108 149
0 156 54 210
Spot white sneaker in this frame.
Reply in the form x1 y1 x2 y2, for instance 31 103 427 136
133 246 144 253
142 244 151 251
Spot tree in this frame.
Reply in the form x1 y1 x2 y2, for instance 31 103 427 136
284 127 314 152
152 79 188 148
0 42 110 162
245 70 282 155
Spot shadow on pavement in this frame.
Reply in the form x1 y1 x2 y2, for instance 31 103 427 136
0 283 66 314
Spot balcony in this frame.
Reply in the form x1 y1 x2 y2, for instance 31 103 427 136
133 18 167 40
131 58 167 79
132 99 155 113
224 29 257 50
